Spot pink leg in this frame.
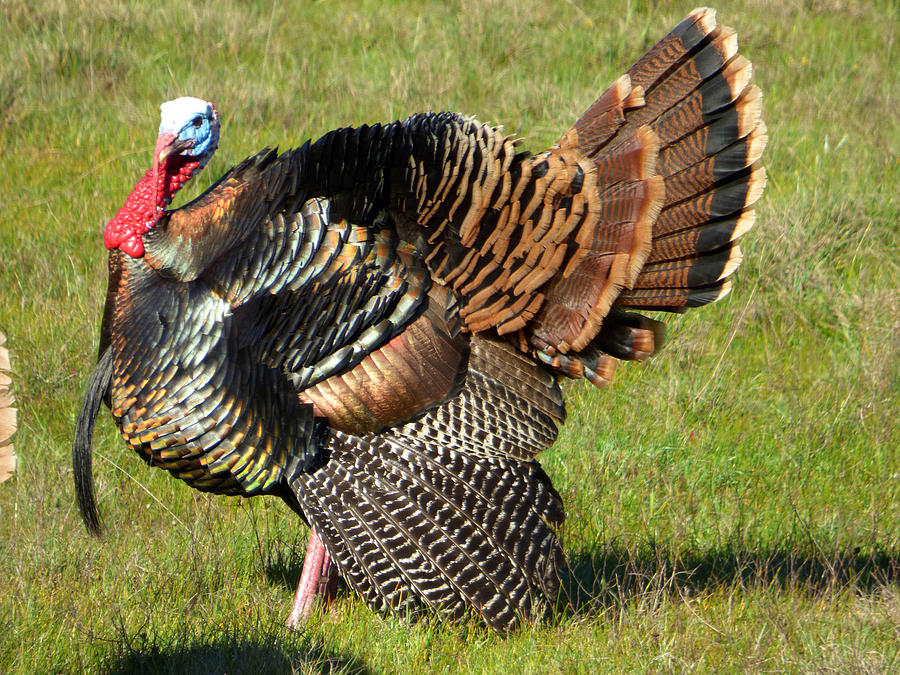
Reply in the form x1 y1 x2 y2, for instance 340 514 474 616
287 528 336 627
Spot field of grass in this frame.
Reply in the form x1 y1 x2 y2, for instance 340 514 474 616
1 0 898 672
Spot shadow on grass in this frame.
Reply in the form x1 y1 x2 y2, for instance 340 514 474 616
264 547 361 619
258 528 899 634
265 539 898 627
264 545 305 594
560 542 900 616
99 623 372 675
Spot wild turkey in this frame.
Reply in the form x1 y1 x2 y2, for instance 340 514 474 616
74 8 765 631
0 331 15 483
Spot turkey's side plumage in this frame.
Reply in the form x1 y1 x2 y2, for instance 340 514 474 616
75 8 766 630
291 337 566 629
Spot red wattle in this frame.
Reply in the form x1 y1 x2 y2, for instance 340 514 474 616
104 169 159 254
119 235 145 258
104 136 201 257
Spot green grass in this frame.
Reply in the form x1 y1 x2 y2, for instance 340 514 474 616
1 0 898 672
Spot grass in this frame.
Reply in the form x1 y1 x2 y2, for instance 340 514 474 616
1 0 898 671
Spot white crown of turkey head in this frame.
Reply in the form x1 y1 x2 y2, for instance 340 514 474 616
157 97 220 168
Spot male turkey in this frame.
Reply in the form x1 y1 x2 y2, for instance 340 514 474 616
74 8 765 631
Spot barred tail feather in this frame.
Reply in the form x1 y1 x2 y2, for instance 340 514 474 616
528 7 764 383
615 7 767 311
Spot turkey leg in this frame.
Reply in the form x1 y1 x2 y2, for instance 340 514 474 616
287 528 337 627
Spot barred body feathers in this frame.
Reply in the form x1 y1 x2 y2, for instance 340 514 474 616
74 9 765 630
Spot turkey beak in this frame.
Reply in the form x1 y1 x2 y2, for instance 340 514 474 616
154 133 194 165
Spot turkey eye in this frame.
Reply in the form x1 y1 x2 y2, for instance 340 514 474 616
192 117 203 128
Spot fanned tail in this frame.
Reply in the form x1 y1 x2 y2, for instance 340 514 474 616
0 332 16 483
530 7 765 384
297 10 765 394
613 7 767 310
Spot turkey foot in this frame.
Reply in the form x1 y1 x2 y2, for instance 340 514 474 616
287 528 337 627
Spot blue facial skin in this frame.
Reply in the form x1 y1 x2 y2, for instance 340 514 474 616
177 112 219 166
158 98 220 168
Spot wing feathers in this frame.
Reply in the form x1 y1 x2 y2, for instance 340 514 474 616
299 281 468 435
291 428 564 631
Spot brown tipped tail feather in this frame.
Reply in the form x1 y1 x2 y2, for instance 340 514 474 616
524 7 766 385
396 10 767 389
